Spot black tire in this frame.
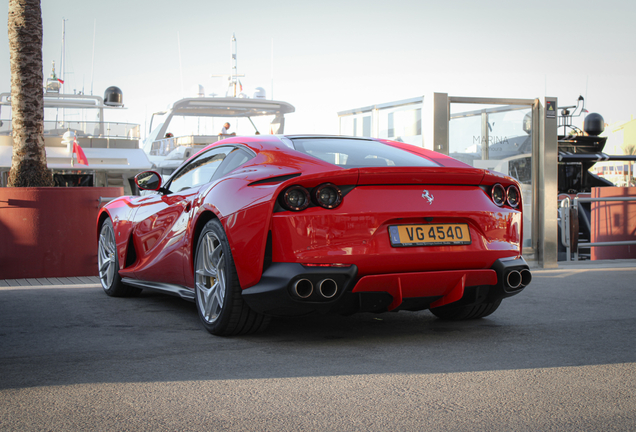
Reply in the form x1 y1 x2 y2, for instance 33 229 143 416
98 218 141 297
430 299 502 320
194 219 270 336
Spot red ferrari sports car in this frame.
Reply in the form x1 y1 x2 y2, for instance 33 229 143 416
97 135 531 335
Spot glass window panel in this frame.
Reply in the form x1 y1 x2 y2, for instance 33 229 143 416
291 137 438 168
340 116 354 136
378 106 421 146
449 102 534 249
363 116 371 137
168 147 232 192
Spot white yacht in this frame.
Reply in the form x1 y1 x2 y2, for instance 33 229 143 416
142 33 295 175
142 94 295 176
0 66 152 194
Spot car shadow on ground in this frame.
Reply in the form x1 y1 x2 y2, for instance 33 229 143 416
0 265 635 389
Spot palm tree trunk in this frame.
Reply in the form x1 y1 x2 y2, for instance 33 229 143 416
7 0 53 187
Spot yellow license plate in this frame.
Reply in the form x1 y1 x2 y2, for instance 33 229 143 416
388 224 471 247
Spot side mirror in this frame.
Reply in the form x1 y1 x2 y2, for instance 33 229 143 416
135 171 162 191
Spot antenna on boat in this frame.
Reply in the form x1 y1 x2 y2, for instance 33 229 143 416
231 33 238 97
211 34 244 97
90 19 96 96
178 32 184 98
60 18 67 94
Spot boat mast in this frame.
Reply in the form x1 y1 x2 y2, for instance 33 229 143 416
211 34 244 97
178 32 184 98
58 18 67 123
61 18 66 94
231 33 238 97
90 19 96 96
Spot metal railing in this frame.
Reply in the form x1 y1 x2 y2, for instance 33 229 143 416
560 195 636 261
0 120 141 139
98 197 119 205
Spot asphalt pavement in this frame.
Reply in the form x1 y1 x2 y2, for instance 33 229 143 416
1 260 635 431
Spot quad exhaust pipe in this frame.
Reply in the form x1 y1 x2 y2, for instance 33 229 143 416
318 279 338 299
506 270 522 289
505 269 532 290
520 269 532 287
293 279 313 299
292 278 339 299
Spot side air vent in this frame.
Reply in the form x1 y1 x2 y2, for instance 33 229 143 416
124 233 137 267
248 173 301 186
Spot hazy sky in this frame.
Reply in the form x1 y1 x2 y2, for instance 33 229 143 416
1 0 635 138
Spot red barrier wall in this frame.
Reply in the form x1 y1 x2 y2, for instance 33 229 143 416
0 187 124 279
591 186 636 260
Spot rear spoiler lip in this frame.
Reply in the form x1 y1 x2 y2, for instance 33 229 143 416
256 166 521 191
356 166 486 186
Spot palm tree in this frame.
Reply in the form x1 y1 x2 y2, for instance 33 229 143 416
621 142 636 157
7 0 52 187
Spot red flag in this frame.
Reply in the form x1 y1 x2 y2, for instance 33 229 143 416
57 78 64 84
73 137 89 165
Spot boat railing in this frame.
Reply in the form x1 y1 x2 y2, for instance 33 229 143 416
150 138 177 156
150 135 224 156
41 121 140 139
98 197 119 206
559 195 636 261
0 119 140 140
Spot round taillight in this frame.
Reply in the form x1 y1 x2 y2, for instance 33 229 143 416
314 183 342 209
491 184 506 207
281 185 310 211
507 185 521 208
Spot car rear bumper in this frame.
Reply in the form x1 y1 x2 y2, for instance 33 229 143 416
241 257 531 317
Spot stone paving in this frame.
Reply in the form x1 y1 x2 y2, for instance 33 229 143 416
0 276 100 287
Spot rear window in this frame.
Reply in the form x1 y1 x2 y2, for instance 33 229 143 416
290 137 438 168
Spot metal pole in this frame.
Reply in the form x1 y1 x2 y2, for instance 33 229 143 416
560 197 571 262
433 93 449 154
579 241 636 247
481 111 489 161
538 97 559 268
574 197 580 261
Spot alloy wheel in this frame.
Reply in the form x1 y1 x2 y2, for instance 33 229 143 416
98 222 117 290
195 231 226 324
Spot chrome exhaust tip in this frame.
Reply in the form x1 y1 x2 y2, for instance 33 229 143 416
506 270 522 289
318 278 338 299
293 279 313 299
520 269 532 287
